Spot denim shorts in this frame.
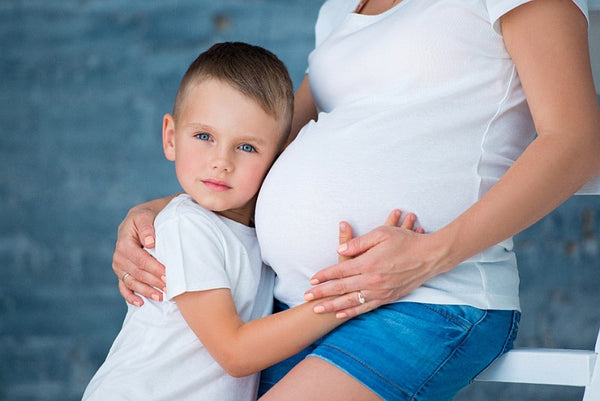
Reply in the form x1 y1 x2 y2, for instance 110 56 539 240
259 301 520 401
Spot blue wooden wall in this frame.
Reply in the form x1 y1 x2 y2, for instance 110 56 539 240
1 2 598 400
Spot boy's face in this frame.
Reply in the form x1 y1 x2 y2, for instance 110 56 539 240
162 78 282 225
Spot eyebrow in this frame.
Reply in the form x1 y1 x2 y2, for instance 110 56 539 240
182 122 215 132
236 135 268 146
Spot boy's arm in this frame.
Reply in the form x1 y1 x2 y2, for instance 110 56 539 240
175 289 345 377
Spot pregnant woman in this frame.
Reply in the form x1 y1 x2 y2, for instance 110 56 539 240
112 0 600 399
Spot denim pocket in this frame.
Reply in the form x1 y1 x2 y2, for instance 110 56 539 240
419 303 488 331
498 310 521 356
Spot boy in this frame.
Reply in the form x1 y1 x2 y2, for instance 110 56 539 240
82 42 351 401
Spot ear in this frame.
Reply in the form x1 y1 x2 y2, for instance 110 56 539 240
162 113 176 161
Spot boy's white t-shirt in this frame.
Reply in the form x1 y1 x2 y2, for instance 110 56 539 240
83 194 274 401
256 0 588 311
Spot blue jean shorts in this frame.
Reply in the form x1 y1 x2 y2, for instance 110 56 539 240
259 301 520 400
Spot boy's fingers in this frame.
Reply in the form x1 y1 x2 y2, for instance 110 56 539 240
400 213 417 230
384 209 402 227
338 222 354 263
382 209 422 232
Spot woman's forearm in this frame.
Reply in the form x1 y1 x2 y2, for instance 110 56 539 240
433 131 600 273
126 194 177 222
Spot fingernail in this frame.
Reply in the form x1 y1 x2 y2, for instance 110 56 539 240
310 278 320 285
339 222 346 232
304 292 315 301
395 209 402 217
144 236 155 246
151 294 160 302
133 301 141 307
161 275 167 284
163 287 167 293
337 243 347 253
314 305 325 313
336 312 347 319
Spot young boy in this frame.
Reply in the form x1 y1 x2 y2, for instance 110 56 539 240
82 42 354 401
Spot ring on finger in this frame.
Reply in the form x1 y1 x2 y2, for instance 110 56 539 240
121 272 132 282
357 291 366 304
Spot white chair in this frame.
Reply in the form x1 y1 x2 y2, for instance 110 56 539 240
474 174 600 401
475 329 600 400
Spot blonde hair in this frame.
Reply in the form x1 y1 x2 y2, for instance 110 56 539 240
173 42 294 142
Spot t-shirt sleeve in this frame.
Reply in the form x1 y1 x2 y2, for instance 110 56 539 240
307 0 357 73
486 0 589 35
155 212 231 301
314 0 355 48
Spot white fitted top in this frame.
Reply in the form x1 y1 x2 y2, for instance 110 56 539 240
255 0 588 310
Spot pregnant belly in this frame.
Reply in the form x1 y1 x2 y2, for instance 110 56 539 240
254 120 475 307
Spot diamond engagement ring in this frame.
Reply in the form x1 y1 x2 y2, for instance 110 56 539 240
357 291 366 304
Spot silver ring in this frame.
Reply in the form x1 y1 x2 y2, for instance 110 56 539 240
357 291 366 304
121 272 131 282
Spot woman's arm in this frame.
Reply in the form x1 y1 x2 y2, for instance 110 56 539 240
305 0 600 317
175 210 411 377
286 74 318 146
113 195 176 305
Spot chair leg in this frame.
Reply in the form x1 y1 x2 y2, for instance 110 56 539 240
582 329 600 401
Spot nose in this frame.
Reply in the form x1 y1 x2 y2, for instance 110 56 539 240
210 149 234 173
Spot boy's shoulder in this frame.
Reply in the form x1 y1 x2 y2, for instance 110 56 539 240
156 193 223 233
155 194 257 250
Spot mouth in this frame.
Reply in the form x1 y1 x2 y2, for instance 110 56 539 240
201 178 232 192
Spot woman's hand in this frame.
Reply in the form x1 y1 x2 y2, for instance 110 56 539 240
307 210 432 319
112 196 174 306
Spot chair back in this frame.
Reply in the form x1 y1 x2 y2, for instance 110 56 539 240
576 174 600 195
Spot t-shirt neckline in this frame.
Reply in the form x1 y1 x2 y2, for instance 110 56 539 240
351 0 409 18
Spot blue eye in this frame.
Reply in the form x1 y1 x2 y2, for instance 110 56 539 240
239 144 256 153
195 133 211 141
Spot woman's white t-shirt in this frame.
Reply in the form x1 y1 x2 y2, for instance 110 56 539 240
84 194 275 401
256 0 588 310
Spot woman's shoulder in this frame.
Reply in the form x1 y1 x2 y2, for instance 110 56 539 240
318 0 357 23
485 0 588 34
314 0 357 44
319 0 356 14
